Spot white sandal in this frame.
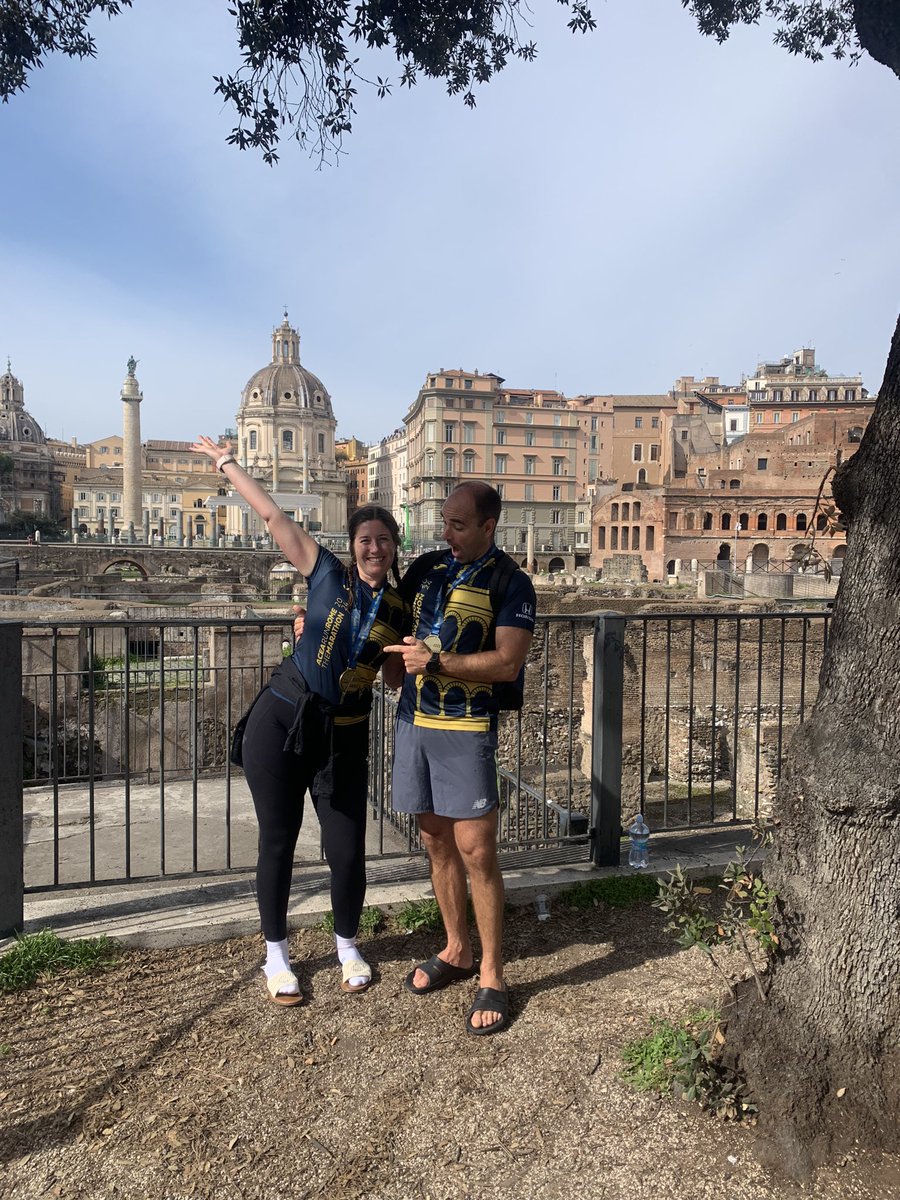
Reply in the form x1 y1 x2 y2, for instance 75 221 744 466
265 968 302 1007
340 957 372 994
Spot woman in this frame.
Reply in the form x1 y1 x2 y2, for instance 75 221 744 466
192 436 407 1006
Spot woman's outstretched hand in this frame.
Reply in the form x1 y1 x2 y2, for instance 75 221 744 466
192 435 231 463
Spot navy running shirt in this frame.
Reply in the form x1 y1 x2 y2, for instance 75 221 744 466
289 546 407 709
398 547 536 731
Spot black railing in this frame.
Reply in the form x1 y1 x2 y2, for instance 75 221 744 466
0 608 831 933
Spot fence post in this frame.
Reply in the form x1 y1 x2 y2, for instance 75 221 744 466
590 612 624 868
0 622 24 935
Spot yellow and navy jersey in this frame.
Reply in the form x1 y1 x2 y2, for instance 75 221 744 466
284 546 408 711
398 547 536 732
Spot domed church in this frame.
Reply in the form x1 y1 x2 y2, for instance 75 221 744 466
234 314 347 534
0 361 58 520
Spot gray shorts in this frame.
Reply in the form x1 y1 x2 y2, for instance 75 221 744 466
391 719 500 820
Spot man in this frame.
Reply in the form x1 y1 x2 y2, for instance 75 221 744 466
384 481 536 1036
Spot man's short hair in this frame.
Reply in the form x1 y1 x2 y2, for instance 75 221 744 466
452 480 501 525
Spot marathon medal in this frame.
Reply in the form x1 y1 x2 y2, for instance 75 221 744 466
339 667 363 694
423 635 442 653
341 577 384 696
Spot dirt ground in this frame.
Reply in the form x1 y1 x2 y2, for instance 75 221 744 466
1 901 898 1200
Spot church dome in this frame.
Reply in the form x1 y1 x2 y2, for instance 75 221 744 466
0 363 47 445
240 314 334 418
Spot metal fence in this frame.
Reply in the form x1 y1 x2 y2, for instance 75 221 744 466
0 608 830 917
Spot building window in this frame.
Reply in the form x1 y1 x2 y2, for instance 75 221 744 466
282 430 293 451
445 423 456 443
776 512 787 530
611 527 619 550
463 422 476 444
791 389 800 403
729 419 738 431
848 426 863 443
495 428 506 445
494 455 507 474
635 417 642 429
631 527 640 550
464 378 473 389
722 513 731 531
524 484 534 501
757 458 768 471
444 377 454 388
552 485 560 501
681 429 689 441
632 444 643 462
525 430 536 447
552 431 563 448
845 389 856 402
249 430 257 449
809 389 818 403
757 513 768 531
444 451 455 475
645 526 655 551
792 411 800 422
552 457 563 476
551 509 561 525
611 503 619 521
827 389 838 402
553 414 562 426
524 456 536 475
773 412 781 424
589 434 597 451
78 492 88 501
772 389 783 402
650 444 659 462
729 479 740 489
496 483 504 499
495 411 504 423
598 526 606 549
632 502 641 519
796 513 808 531
317 433 325 454
622 503 630 520
668 511 678 530
685 512 695 530
637 468 647 483
462 450 475 473
590 416 598 431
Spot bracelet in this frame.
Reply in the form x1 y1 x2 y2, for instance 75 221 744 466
216 452 237 472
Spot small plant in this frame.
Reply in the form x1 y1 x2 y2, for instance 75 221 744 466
558 874 659 910
397 898 444 933
320 906 384 936
654 819 778 1002
0 930 120 994
622 1008 756 1122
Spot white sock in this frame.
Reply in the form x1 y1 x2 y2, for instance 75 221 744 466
336 933 368 988
263 938 299 993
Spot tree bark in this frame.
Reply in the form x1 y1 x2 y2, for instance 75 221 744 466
723 314 900 1176
854 1 900 80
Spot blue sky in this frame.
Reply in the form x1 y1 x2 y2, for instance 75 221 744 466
1 0 897 445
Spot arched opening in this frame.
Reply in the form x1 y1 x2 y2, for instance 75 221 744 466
751 543 770 572
716 542 731 564
791 544 808 572
816 513 828 531
666 559 676 576
685 512 695 530
757 513 768 531
721 513 732 531
610 503 619 521
702 512 713 530
776 512 787 531
100 558 149 581
547 556 566 574
729 479 740 489
796 513 808 531
831 546 846 575
621 502 630 521
637 468 647 484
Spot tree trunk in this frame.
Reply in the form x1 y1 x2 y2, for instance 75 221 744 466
723 314 900 1176
854 1 900 80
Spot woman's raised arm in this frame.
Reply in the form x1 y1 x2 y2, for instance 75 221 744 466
192 436 319 576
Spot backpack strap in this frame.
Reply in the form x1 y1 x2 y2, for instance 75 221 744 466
398 548 446 603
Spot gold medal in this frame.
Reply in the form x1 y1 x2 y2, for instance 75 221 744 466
339 668 362 694
423 635 442 653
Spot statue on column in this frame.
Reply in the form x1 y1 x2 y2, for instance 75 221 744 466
126 356 138 377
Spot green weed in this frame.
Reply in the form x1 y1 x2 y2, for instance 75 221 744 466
558 874 659 910
0 930 120 994
397 898 444 933
320 906 384 936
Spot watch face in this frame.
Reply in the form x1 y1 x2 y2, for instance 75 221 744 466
425 652 441 675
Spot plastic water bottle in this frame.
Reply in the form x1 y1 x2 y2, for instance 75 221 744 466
628 814 650 869
534 893 551 921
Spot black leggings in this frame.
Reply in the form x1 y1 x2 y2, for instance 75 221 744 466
240 687 368 941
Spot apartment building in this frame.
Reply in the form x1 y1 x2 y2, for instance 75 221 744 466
367 427 407 524
403 369 589 557
746 347 871 430
336 436 369 514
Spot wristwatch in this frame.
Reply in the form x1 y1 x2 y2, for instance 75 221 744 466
424 651 442 675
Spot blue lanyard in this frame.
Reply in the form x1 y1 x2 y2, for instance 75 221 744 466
349 578 384 667
429 548 494 636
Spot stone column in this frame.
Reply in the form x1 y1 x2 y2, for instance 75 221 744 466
121 358 143 530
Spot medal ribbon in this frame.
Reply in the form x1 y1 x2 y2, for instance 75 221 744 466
348 578 385 668
428 548 495 638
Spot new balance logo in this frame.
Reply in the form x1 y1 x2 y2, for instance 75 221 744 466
473 798 489 810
